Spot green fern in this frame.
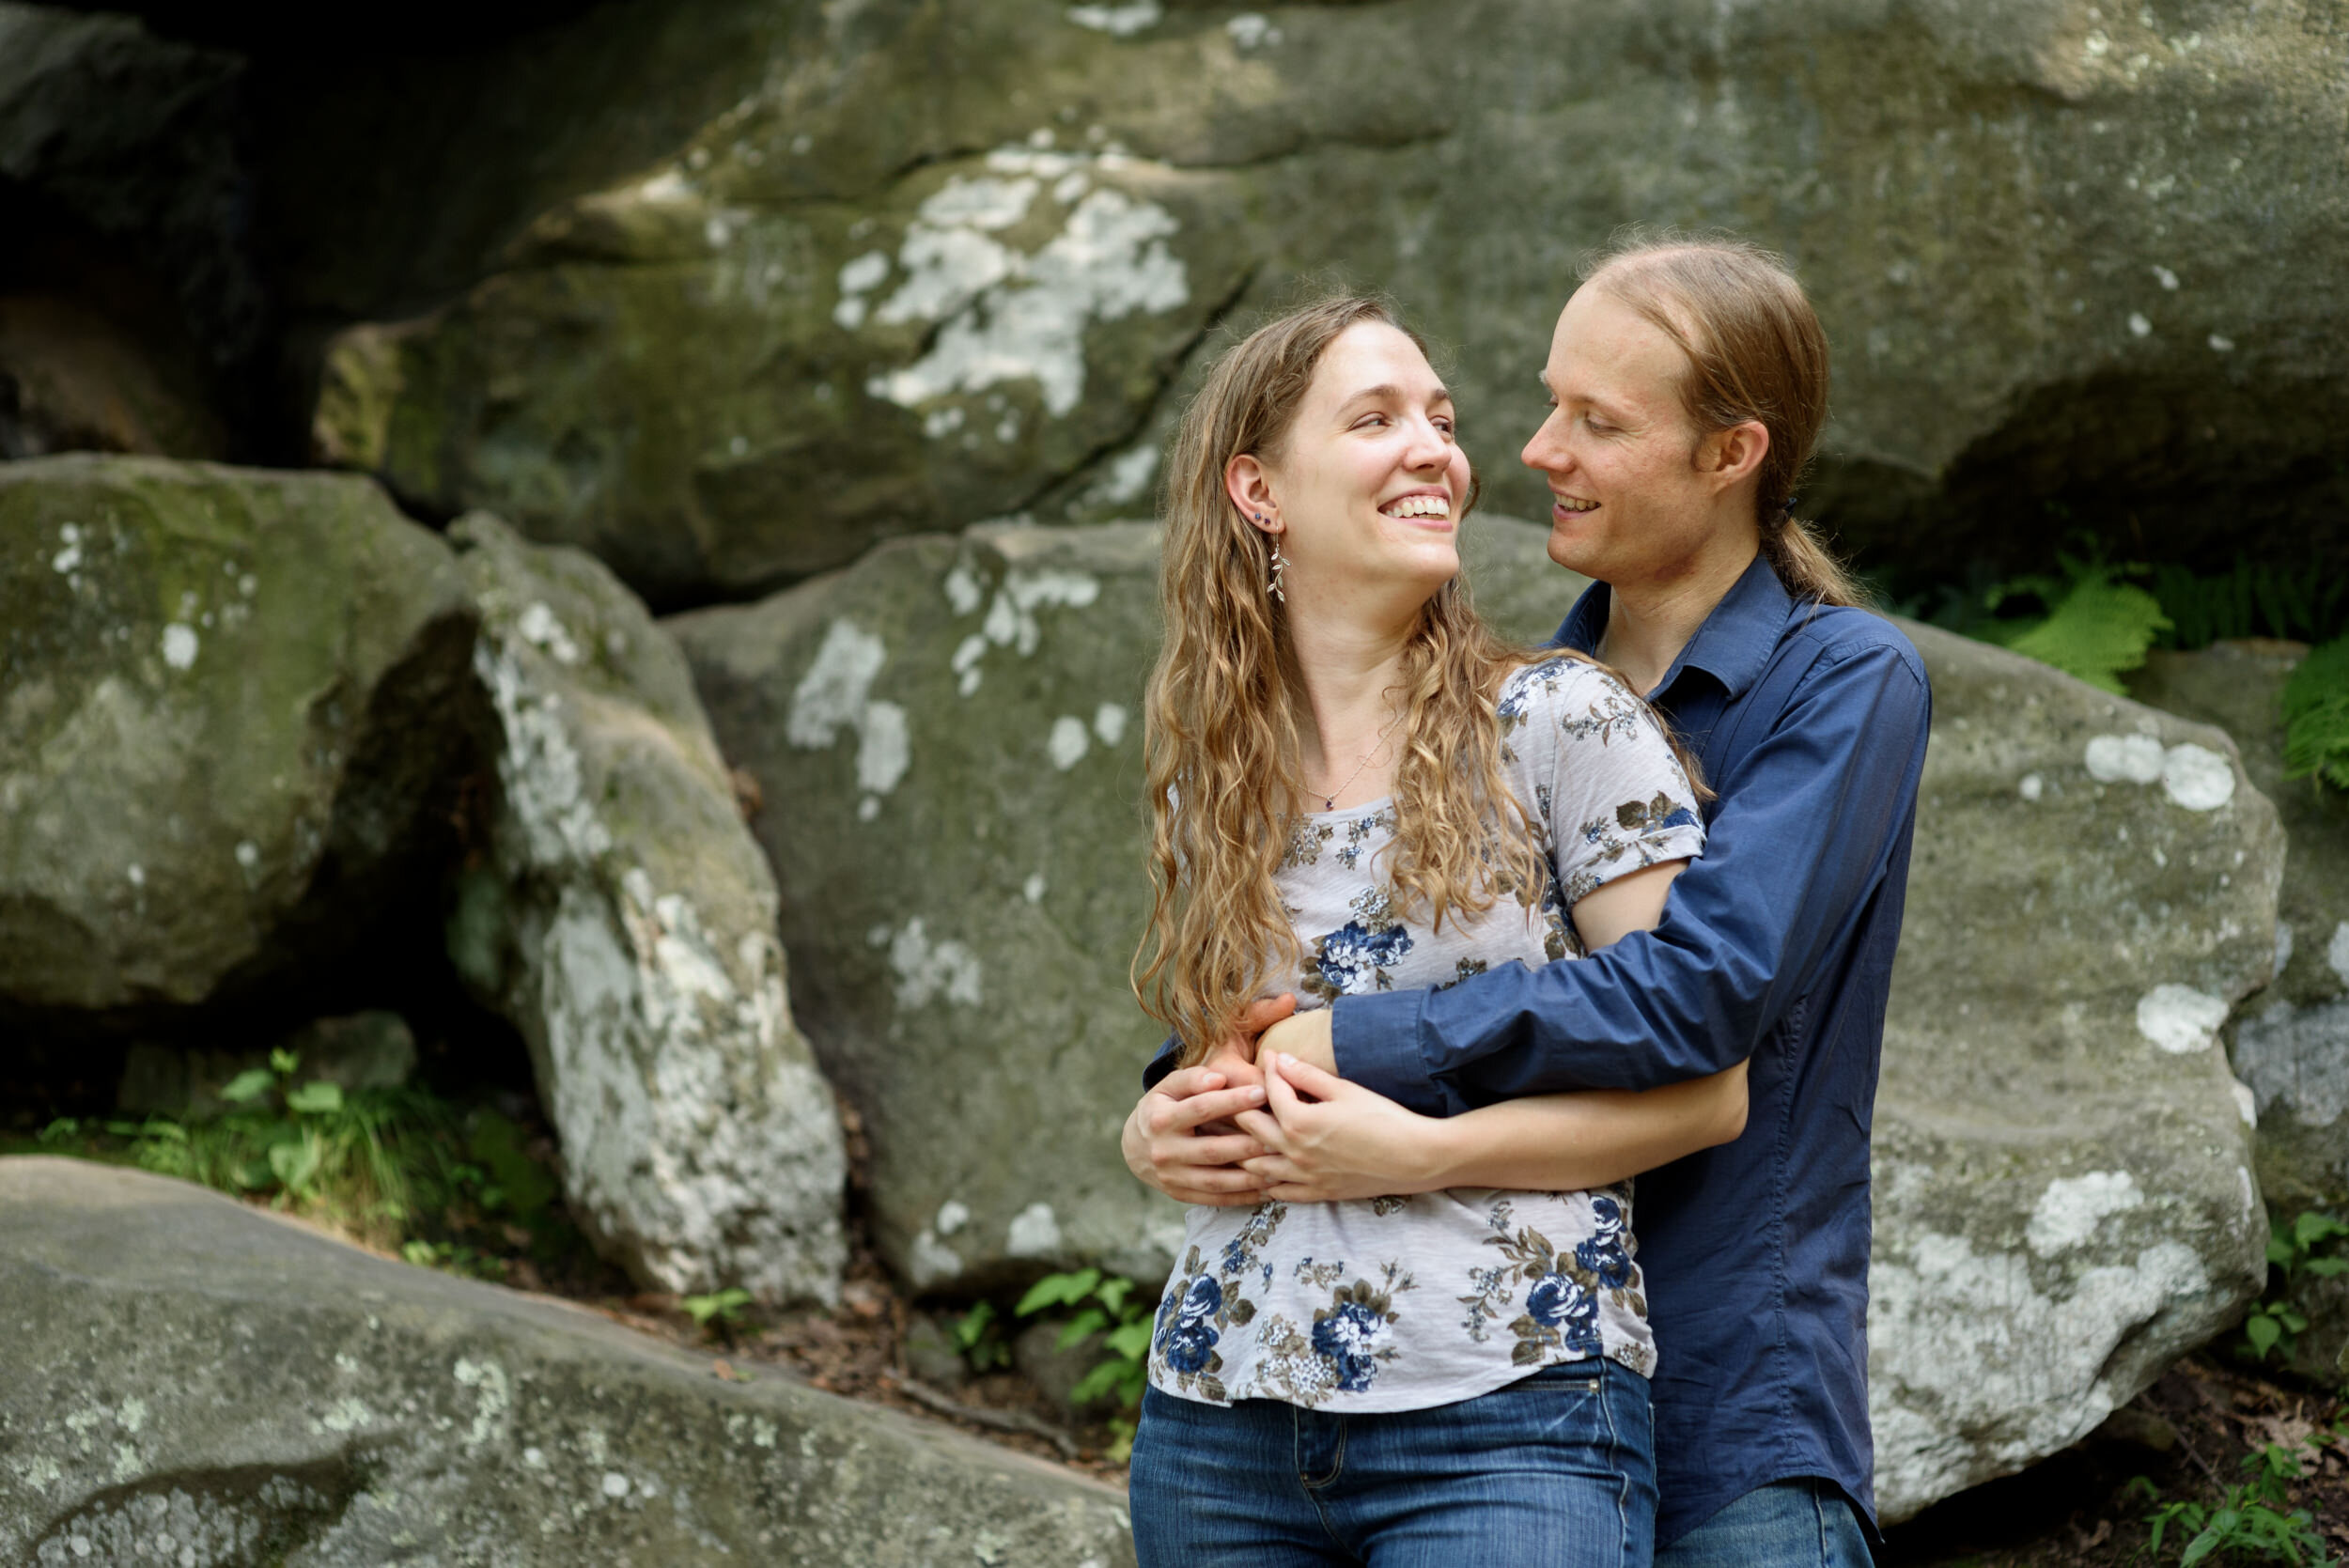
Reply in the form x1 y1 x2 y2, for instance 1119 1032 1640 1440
2153 557 2349 649
2283 636 2349 792
1978 555 2172 694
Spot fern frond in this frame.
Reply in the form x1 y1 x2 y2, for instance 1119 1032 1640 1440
2001 575 2172 695
2282 635 2349 792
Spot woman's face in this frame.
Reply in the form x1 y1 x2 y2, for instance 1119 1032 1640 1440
1229 321 1471 615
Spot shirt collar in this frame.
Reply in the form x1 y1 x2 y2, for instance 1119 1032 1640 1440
1551 553 1796 703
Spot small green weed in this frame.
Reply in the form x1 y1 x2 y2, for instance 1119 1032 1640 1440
2151 557 2348 651
1016 1268 1158 1462
682 1287 755 1341
952 1298 1011 1372
2128 1440 2336 1565
2241 1211 2349 1364
2281 636 2349 794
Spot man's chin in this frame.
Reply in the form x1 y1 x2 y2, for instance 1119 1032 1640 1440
1544 527 1602 577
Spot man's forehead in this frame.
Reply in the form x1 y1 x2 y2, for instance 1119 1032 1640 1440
1545 295 1687 401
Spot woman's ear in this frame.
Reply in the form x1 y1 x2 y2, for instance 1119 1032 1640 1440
1226 454 1281 535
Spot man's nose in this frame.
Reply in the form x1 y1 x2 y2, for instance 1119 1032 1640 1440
1522 410 1570 473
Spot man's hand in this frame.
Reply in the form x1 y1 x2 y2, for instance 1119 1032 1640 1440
1233 1051 1445 1203
1257 1006 1336 1076
1121 996 1299 1207
1122 1065 1272 1205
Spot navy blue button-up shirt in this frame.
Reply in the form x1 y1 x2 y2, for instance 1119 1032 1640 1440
1333 556 1931 1545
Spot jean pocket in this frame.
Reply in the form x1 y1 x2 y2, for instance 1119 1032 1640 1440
1522 1357 1607 1393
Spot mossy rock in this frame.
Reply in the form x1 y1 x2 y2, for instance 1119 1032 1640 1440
0 454 474 1021
312 0 2348 602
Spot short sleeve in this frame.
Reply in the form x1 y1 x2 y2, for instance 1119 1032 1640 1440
1503 659 1706 905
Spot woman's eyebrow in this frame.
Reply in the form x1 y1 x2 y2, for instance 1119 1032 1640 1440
1340 382 1452 411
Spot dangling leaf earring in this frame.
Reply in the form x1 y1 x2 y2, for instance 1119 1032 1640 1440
1260 515 1286 602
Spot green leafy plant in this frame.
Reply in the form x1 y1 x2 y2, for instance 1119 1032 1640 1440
1968 550 2172 694
952 1298 1011 1372
2282 636 2349 793
681 1287 755 1340
1015 1267 1159 1461
2152 558 2349 651
2128 1441 2336 1565
2242 1210 2349 1363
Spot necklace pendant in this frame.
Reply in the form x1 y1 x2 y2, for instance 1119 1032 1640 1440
1324 796 1335 811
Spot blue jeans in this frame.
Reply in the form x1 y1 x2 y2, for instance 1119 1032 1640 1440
1128 1358 1657 1567
1657 1479 1872 1568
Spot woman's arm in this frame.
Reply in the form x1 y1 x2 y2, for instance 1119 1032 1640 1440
1237 1050 1746 1203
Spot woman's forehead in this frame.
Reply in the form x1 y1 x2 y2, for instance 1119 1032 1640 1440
1312 321 1447 406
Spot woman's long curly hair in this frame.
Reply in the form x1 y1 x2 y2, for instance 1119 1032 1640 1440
1131 296 1554 1066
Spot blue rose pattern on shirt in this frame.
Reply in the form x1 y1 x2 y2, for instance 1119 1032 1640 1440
1301 887 1413 1001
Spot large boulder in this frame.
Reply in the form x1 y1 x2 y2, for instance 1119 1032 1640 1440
2128 640 2349 1376
668 520 1170 1293
0 454 474 1022
314 0 2347 601
1870 622 2277 1520
0 1157 1136 1566
446 512 846 1305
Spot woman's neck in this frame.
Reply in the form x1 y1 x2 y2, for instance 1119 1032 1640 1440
1284 593 1416 809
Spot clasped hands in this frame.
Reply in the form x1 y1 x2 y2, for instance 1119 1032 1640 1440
1120 995 1439 1206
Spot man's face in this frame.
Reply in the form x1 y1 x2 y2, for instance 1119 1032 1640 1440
1520 286 1726 589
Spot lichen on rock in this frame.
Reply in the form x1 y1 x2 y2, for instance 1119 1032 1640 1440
448 512 846 1305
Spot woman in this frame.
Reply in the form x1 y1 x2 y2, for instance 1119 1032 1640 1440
1123 294 1748 1567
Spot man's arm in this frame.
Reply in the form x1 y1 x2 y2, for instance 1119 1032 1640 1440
1334 635 1931 1116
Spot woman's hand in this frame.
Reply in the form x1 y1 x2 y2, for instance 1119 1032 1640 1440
1232 1052 1454 1203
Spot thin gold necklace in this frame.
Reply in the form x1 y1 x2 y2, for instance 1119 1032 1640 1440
1306 711 1403 812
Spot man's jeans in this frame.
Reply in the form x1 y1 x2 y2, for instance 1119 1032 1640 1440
1128 1357 1657 1567
1657 1479 1873 1568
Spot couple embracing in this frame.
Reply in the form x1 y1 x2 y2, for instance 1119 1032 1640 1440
1116 235 1933 1566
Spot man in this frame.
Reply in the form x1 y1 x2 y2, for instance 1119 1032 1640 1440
1126 236 1931 1564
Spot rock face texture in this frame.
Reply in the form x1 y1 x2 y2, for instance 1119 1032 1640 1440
0 1157 1135 1566
671 520 1168 1294
313 0 2348 601
448 513 846 1305
2129 640 2349 1377
1871 622 2277 1520
0 455 474 1019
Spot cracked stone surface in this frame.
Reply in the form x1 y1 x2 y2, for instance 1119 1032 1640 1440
309 0 2349 601
447 513 847 1305
0 1157 1134 1567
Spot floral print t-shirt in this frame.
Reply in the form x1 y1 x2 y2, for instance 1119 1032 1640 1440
1148 656 1707 1413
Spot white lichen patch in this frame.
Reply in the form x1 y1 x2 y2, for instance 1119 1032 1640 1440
2027 1171 2143 1257
858 158 1189 420
2159 742 2233 811
2232 1079 2259 1127
1870 1232 2208 1520
1092 703 1128 746
1049 716 1091 770
51 523 82 574
452 1357 510 1450
1227 12 1283 47
2136 984 2229 1054
1089 443 1160 508
1023 873 1048 904
160 623 198 671
910 1227 966 1288
885 918 983 1009
1006 1202 1064 1257
2082 734 2234 810
516 602 583 665
788 619 911 809
1067 0 1161 34
2330 922 2349 986
936 1198 971 1235
315 1395 375 1435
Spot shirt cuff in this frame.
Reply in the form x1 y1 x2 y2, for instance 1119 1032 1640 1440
1331 989 1469 1118
1141 1035 1178 1092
